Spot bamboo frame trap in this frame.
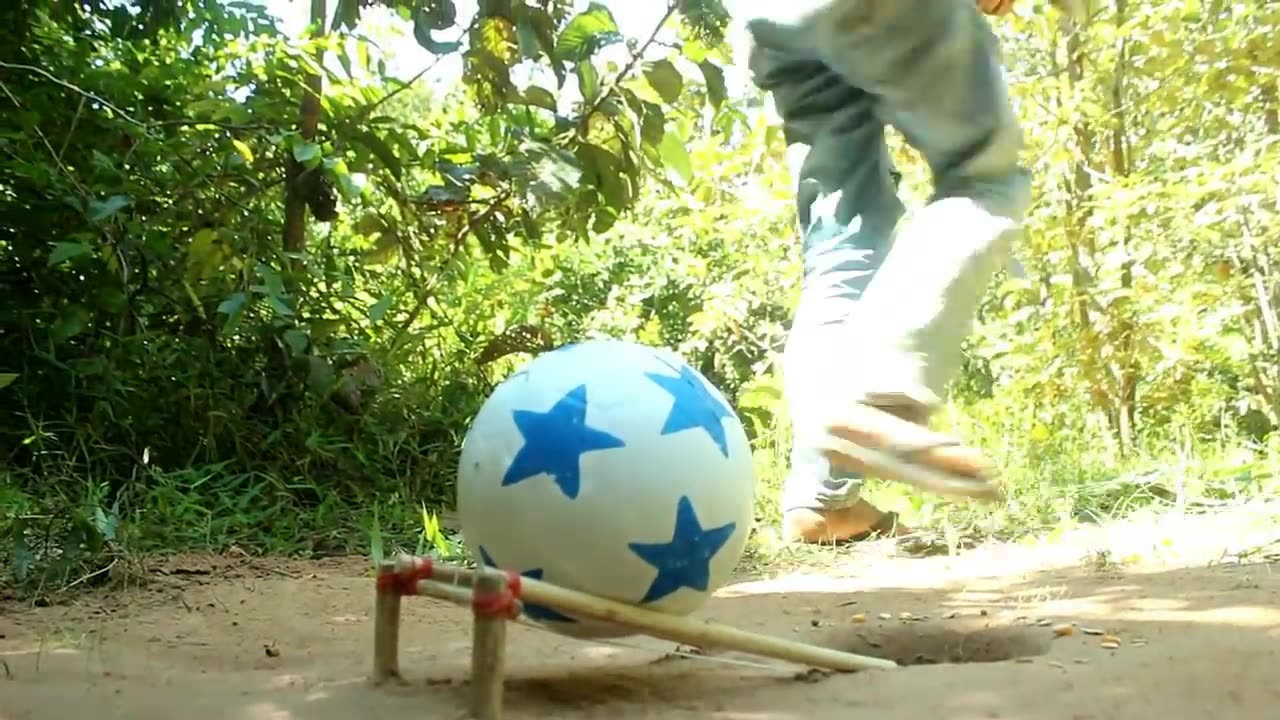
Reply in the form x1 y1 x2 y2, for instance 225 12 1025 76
372 553 897 719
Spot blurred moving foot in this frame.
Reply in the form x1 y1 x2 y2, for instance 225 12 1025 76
783 498 911 544
822 402 1002 501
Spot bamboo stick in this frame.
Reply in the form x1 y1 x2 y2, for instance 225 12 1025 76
469 571 509 720
372 561 403 683
418 578 483 607
400 557 897 673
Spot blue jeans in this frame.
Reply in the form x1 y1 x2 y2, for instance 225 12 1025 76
742 0 1033 512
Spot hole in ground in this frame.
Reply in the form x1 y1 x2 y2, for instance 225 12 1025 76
817 618 1053 666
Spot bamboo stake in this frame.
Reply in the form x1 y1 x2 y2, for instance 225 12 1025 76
372 561 403 683
469 571 509 720
399 556 897 673
418 578 483 607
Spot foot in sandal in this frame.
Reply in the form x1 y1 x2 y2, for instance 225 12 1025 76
778 409 922 545
819 398 1002 501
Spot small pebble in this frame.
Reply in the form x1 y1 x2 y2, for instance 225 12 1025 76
1080 627 1105 636
1052 623 1075 637
878 613 892 621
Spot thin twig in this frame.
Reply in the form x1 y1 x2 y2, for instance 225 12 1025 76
387 189 513 354
0 61 148 127
58 95 86 163
353 15 478 123
0 77 89 199
578 2 680 132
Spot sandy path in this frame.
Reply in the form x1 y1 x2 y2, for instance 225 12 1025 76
3 509 1279 720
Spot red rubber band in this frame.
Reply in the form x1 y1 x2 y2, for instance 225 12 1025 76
375 556 435 596
504 571 522 599
472 588 519 619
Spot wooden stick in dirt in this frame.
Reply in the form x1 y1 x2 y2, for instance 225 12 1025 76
418 578 485 607
469 570 510 720
372 561 403 683
402 556 897 673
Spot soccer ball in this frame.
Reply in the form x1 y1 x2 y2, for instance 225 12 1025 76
456 339 756 639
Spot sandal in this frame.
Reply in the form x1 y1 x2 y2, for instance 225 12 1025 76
817 403 1004 501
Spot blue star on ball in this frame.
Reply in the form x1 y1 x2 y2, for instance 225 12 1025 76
502 384 626 500
476 546 578 624
628 496 737 605
645 364 734 457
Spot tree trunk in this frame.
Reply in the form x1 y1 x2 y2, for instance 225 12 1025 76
1109 0 1137 454
283 0 327 262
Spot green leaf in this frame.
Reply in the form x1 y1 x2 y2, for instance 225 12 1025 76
231 138 254 164
576 60 600 101
51 305 90 343
698 60 727 110
267 294 294 318
421 0 457 29
87 195 130 222
351 131 402 178
520 86 557 110
369 294 394 323
658 130 693 185
333 0 360 30
283 328 310 356
640 103 666 147
515 16 541 59
578 143 629 210
336 169 368 198
474 16 518 65
413 10 463 54
644 59 684 104
217 292 248 319
292 140 321 163
0 373 17 390
554 3 623 62
92 505 118 543
48 241 92 267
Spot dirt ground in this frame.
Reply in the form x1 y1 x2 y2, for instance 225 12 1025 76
3 505 1280 720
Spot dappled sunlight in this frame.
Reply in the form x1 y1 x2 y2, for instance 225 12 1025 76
265 673 308 690
0 645 84 658
944 691 1026 714
950 585 1280 628
240 703 295 720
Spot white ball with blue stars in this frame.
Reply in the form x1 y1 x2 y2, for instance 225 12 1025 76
456 339 757 639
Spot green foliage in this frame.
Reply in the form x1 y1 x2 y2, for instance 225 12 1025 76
1 0 1277 598
0 0 740 596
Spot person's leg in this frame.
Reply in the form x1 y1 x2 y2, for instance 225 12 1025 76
745 46 910 542
744 0 1031 496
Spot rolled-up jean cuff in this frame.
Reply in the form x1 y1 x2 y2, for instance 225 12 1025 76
780 446 865 512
